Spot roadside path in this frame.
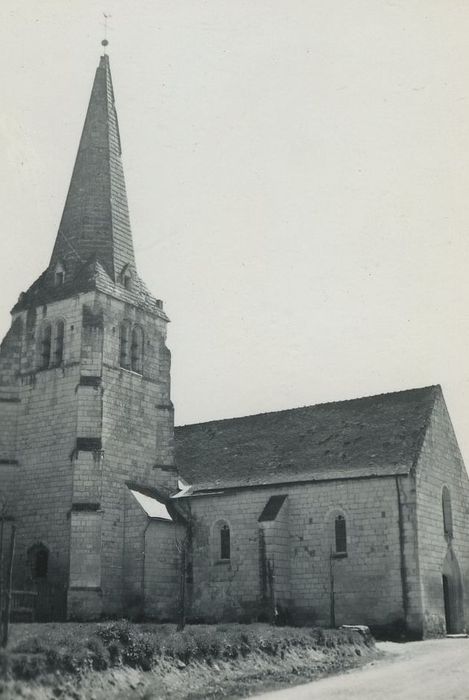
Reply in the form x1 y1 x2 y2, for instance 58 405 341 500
251 638 469 699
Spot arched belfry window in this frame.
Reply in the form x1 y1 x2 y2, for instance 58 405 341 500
28 543 49 579
131 325 144 374
119 322 131 369
54 320 65 365
334 514 347 555
39 323 52 369
442 486 453 539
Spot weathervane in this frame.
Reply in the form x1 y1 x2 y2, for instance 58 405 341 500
102 13 111 52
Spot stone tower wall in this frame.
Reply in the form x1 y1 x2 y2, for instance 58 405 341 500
67 292 175 617
0 316 23 514
5 294 90 616
0 53 175 621
0 285 174 620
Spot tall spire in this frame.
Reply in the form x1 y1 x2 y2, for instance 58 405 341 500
48 54 135 283
14 52 165 317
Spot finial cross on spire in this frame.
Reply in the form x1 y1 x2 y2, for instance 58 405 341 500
101 13 112 52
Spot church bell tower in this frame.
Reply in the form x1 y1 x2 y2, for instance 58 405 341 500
0 51 176 619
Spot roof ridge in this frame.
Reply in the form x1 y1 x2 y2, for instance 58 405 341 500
175 384 440 429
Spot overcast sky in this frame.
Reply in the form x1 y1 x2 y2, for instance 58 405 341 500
1 1 469 462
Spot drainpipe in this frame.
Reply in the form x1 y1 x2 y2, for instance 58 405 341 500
142 518 151 617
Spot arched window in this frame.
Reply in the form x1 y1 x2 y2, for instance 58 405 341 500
220 524 231 560
28 543 49 579
131 325 144 374
119 322 131 369
54 320 65 365
39 323 52 369
212 520 231 561
335 514 347 555
442 486 453 539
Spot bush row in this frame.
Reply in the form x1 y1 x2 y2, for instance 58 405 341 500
3 622 374 680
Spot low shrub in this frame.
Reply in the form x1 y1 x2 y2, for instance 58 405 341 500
6 652 48 680
3 622 374 682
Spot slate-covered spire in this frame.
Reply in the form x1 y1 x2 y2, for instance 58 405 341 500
48 54 135 283
14 53 165 316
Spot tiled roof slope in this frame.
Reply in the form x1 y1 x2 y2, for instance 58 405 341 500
50 54 134 283
14 258 166 317
13 54 165 316
175 386 440 492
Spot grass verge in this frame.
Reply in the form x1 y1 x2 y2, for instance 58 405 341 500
0 622 377 699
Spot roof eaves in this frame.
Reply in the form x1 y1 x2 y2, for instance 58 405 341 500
185 469 410 497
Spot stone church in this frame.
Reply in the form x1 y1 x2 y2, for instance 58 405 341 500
0 53 468 638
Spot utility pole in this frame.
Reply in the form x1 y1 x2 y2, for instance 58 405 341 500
267 558 276 624
0 516 4 627
177 544 186 631
329 548 336 628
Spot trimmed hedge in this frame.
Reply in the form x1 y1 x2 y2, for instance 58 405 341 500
3 622 374 680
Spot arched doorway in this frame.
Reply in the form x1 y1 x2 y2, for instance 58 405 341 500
26 543 66 621
442 550 465 634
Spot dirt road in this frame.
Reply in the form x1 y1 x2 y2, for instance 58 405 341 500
251 638 469 700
